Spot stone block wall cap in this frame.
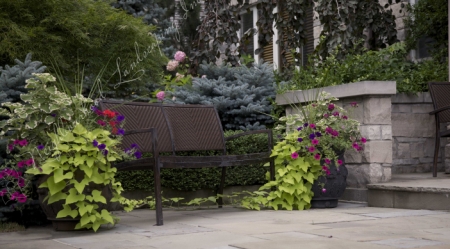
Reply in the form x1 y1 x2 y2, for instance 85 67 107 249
276 81 397 105
391 92 432 104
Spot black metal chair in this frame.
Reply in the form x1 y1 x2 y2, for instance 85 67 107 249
428 82 450 177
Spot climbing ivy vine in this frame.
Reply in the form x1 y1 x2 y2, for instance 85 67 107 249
191 0 401 72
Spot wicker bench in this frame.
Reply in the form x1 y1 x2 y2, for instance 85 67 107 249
100 100 275 226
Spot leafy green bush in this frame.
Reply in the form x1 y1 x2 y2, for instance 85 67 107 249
405 0 448 58
280 42 448 94
115 130 276 191
0 0 167 98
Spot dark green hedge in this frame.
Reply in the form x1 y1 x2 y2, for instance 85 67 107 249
115 130 274 191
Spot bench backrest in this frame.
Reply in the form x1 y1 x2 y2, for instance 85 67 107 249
99 100 226 154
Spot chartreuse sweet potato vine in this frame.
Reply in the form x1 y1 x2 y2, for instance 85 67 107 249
26 123 127 231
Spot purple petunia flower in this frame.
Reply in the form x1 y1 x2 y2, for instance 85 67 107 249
308 146 316 153
102 149 109 156
18 178 25 187
116 115 125 122
314 153 321 160
323 113 329 118
8 144 14 151
25 158 34 166
325 158 331 164
18 139 28 147
311 139 319 145
51 113 57 117
337 159 343 165
134 151 142 159
37 144 45 150
361 137 367 144
322 188 327 193
309 123 316 129
131 143 138 149
117 129 125 136
17 161 26 168
350 102 358 107
297 137 303 142
297 126 303 131
328 103 335 111
315 132 322 137
332 111 340 117
91 106 98 111
342 115 348 120
97 144 106 150
93 140 98 147
309 133 316 140
291 152 299 160
303 123 309 127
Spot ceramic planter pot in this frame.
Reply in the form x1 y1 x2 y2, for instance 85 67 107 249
310 153 348 208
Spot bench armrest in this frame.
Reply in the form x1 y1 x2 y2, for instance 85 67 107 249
429 105 450 115
225 129 273 152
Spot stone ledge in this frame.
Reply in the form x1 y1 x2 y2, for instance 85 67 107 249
391 92 432 104
276 81 396 105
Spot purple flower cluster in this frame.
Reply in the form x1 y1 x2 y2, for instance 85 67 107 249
124 143 142 159
93 140 108 155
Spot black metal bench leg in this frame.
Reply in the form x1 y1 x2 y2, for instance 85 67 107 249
153 165 163 225
433 121 440 177
218 167 226 208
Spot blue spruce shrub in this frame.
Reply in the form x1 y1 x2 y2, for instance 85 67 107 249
170 61 276 130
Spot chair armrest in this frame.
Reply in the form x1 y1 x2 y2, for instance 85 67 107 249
429 105 450 115
225 129 273 152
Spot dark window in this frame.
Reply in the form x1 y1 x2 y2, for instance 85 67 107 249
241 11 254 56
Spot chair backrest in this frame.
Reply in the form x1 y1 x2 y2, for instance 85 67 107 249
428 82 450 123
99 100 226 154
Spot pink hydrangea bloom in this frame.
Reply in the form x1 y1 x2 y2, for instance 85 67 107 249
174 51 186 62
166 60 179 71
156 91 165 101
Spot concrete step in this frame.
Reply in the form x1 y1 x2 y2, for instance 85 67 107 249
367 173 450 210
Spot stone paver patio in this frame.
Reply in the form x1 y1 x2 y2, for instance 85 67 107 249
1 203 450 249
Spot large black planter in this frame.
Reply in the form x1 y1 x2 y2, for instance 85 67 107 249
311 154 348 208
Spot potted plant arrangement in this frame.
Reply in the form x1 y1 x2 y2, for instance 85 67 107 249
241 92 365 210
0 73 138 231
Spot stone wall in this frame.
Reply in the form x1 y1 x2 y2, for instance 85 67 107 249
391 93 450 173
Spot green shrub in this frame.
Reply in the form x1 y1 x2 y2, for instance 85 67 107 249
280 42 448 94
0 0 167 98
115 130 275 191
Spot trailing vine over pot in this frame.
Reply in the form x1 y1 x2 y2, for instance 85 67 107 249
241 92 365 210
